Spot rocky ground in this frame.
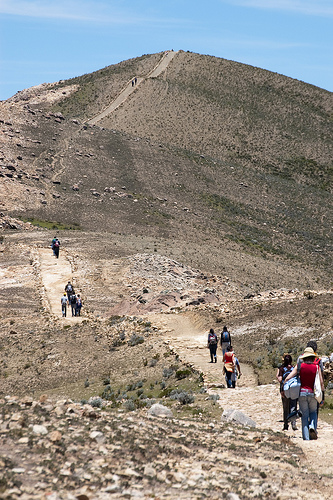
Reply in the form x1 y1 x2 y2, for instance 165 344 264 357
1 229 333 499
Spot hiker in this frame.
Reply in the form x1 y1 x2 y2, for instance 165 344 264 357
297 340 324 417
285 347 324 440
76 294 82 316
70 293 77 317
65 281 74 301
207 328 218 363
53 238 60 258
51 236 57 256
276 354 297 431
61 293 68 317
223 345 235 388
134 77 137 85
221 326 231 356
231 356 242 388
297 340 324 380
132 79 134 87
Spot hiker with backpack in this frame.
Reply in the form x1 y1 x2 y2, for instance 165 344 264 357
65 281 74 302
70 293 77 317
53 238 60 258
276 354 298 431
207 328 218 363
231 356 242 388
76 294 83 316
285 347 324 440
223 345 235 388
51 236 57 256
61 293 68 317
221 326 231 356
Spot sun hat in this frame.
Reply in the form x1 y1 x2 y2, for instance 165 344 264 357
300 347 315 359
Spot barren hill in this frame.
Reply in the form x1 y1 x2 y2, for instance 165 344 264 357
1 50 333 499
1 51 332 290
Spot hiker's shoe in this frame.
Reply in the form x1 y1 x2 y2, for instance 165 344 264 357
309 428 318 440
283 424 289 431
214 357 217 363
291 421 297 431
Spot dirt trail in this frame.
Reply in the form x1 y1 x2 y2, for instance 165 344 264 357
38 247 83 322
36 251 333 476
87 50 178 126
155 312 333 476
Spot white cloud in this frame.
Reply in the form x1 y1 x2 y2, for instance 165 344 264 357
0 0 147 23
227 0 333 17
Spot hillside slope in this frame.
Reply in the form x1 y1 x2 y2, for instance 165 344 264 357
0 51 332 290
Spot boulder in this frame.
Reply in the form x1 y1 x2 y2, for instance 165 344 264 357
147 403 173 418
221 409 256 428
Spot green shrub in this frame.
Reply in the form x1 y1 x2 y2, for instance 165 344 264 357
101 385 114 401
163 367 174 378
176 368 192 380
124 400 136 411
128 334 144 346
170 390 195 405
89 397 103 408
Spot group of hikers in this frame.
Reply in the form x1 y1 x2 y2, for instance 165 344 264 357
61 281 82 317
207 326 242 388
277 340 325 441
208 326 325 441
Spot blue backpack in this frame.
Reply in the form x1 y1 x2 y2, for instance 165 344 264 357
283 376 301 399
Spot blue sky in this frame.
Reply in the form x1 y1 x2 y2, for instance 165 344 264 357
0 0 332 100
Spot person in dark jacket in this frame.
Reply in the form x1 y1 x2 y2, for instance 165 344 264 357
207 328 218 363
276 354 297 431
220 326 231 356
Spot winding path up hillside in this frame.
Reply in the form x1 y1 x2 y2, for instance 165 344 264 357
37 247 333 478
87 50 178 126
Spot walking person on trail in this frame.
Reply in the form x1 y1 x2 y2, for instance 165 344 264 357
65 281 74 302
207 328 218 363
70 293 77 317
231 356 242 388
285 347 324 440
61 293 68 317
296 340 324 420
276 354 298 431
221 326 231 356
76 294 82 316
53 238 60 258
51 236 57 256
223 345 235 388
